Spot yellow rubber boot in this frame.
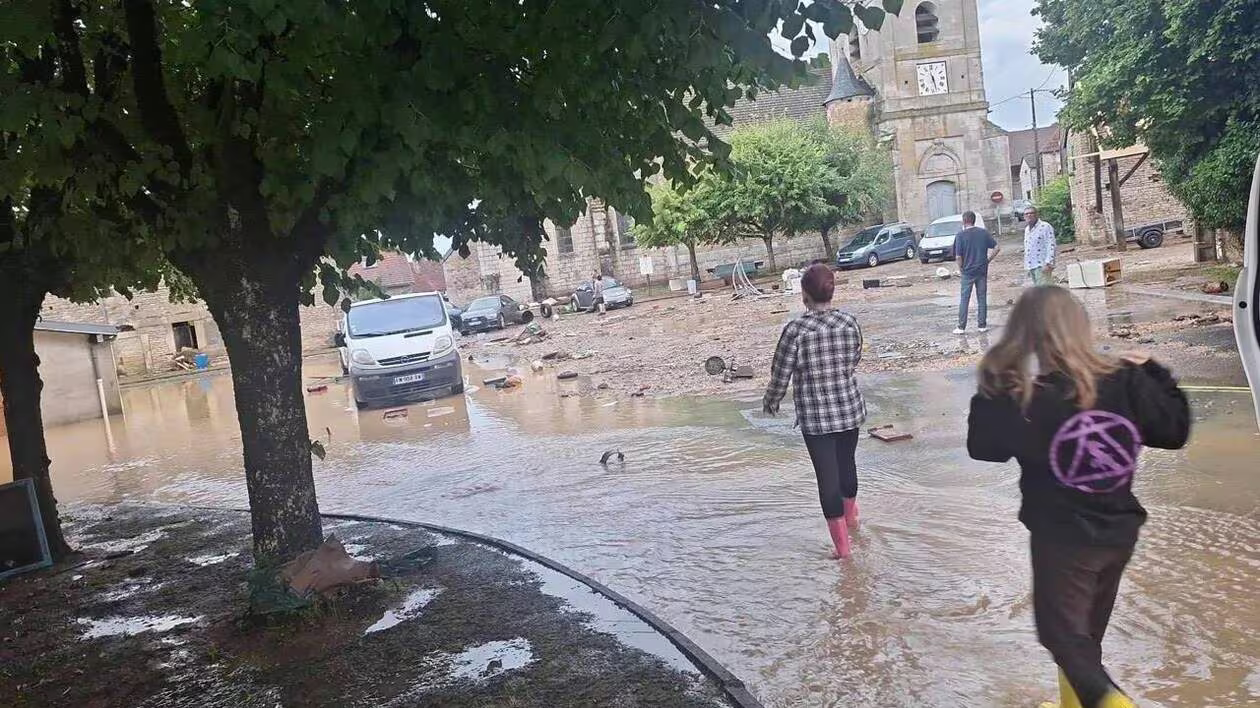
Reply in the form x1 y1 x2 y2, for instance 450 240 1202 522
1057 671 1084 708
1097 690 1136 708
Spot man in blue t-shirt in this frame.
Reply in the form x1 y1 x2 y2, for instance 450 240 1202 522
953 211 1001 334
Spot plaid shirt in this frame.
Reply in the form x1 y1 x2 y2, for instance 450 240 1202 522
763 309 867 435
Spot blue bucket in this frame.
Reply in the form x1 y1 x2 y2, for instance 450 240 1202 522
194 353 210 370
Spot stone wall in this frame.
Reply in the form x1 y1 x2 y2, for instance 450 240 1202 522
42 284 345 377
1066 132 1191 246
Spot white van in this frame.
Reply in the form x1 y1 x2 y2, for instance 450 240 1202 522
918 213 988 263
335 292 464 408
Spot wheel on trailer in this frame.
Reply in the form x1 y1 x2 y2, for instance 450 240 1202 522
1138 228 1165 249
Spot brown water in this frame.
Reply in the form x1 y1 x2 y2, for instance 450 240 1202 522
4 358 1259 707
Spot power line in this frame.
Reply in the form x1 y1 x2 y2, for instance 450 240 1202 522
987 68 1062 111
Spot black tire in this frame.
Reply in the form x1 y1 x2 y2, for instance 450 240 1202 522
867 252 879 268
451 382 465 395
904 245 916 261
920 257 930 265
1138 229 1165 249
460 330 469 337
497 314 506 329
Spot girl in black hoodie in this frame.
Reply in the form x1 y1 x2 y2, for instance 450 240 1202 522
967 286 1190 708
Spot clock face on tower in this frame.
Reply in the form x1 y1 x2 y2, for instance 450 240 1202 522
917 61 948 95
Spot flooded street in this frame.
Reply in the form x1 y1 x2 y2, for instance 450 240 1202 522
7 357 1259 707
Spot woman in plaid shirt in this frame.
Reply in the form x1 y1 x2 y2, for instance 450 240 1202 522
763 264 867 558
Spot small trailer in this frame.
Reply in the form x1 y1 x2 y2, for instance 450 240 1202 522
1123 219 1187 249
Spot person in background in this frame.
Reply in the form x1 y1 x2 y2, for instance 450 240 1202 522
967 286 1190 708
592 273 607 314
953 210 1001 335
763 264 867 559
1024 206 1057 286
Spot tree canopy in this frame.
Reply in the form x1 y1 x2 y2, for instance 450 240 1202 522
673 119 889 270
2 0 907 574
1035 0 1260 233
636 178 729 282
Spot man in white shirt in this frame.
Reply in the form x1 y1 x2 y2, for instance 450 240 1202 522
1023 206 1057 286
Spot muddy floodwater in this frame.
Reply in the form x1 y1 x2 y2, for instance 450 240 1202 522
7 357 1259 707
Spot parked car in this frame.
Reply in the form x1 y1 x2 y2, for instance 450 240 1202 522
572 277 634 310
459 294 531 334
919 213 989 263
334 292 463 409
444 300 464 332
835 222 918 269
1012 199 1034 220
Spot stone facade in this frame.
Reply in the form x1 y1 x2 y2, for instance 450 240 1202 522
835 0 1012 227
41 285 345 378
1019 152 1064 201
1065 131 1192 246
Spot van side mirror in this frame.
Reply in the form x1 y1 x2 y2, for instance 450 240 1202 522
334 332 346 348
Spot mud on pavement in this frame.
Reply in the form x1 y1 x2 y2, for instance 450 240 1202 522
0 506 734 708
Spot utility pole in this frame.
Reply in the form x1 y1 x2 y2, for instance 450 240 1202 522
1030 89 1044 191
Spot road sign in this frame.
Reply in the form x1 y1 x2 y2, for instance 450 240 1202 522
991 191 1005 203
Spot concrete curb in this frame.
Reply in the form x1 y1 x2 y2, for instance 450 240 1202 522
148 503 763 708
320 512 765 708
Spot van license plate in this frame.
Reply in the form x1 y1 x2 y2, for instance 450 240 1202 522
929 249 944 255
394 373 424 385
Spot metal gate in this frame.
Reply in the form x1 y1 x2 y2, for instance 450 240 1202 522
926 180 959 221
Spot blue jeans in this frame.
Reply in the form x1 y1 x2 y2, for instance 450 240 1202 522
959 273 988 329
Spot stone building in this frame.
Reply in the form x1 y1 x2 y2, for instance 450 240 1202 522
0 321 123 432
443 68 850 301
835 0 1012 226
1064 130 1191 246
1007 124 1064 201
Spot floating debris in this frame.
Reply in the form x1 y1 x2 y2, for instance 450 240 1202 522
78 614 201 639
364 588 442 635
186 552 239 567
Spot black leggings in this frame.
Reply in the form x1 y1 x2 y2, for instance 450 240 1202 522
1031 537 1134 707
802 428 859 519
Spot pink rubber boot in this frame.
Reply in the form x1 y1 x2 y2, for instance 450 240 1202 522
826 518 852 559
843 498 860 530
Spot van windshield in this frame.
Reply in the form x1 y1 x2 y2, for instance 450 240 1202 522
347 295 446 338
926 221 963 239
844 227 882 249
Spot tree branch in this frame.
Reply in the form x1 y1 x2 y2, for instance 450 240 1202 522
123 0 193 176
51 0 89 95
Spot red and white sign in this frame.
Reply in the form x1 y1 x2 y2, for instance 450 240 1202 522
990 191 1005 204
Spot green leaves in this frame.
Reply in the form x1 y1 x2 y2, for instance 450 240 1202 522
1035 0 1260 230
883 0 906 17
854 4 887 31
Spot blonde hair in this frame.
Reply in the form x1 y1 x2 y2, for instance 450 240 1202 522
978 286 1118 409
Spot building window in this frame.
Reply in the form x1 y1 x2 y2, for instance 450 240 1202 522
555 224 574 255
848 34 861 61
172 321 199 351
916 3 940 44
615 211 636 250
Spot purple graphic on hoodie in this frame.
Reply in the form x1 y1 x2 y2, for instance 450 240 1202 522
1049 410 1141 493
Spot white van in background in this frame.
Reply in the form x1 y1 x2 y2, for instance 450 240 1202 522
919 213 988 263
335 292 464 409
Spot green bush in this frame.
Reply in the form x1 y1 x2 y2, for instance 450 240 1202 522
1038 175 1075 244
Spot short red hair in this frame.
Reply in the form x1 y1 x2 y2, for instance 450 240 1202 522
801 263 835 303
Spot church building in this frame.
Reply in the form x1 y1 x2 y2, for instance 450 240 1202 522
828 0 1012 227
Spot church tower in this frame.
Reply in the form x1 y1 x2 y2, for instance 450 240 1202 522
833 0 1011 227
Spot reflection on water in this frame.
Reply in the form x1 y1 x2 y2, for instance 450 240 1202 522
3 357 1258 707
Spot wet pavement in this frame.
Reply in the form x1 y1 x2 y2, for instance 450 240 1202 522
5 357 1259 707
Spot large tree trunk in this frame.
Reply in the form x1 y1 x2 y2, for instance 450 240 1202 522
686 241 701 283
183 244 323 566
820 225 834 260
762 236 778 273
0 282 72 560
